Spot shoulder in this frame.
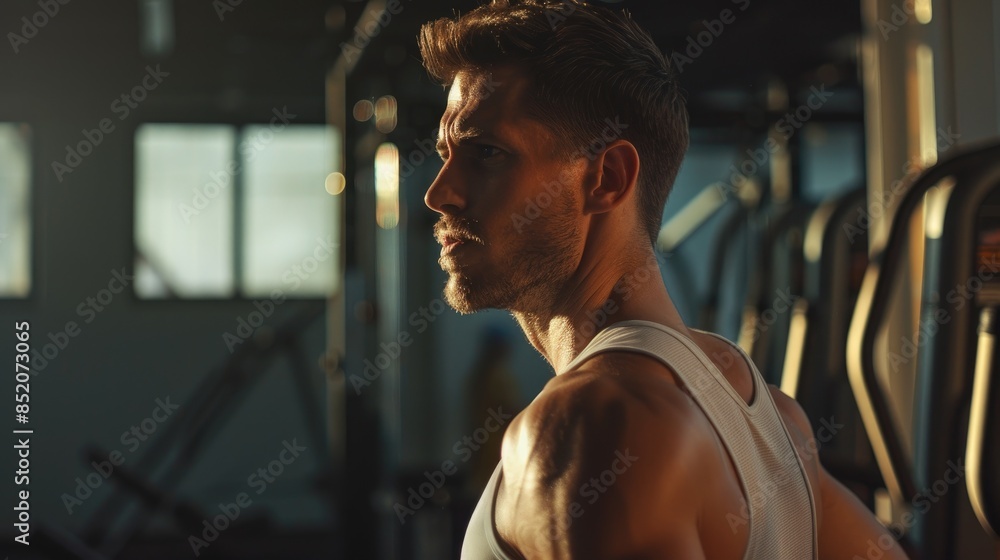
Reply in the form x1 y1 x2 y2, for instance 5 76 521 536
766 383 813 444
765 384 825 526
507 365 718 476
765 383 820 469
496 363 720 557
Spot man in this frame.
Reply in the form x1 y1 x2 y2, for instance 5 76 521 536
419 1 910 558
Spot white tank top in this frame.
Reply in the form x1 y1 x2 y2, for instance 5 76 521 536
461 320 819 559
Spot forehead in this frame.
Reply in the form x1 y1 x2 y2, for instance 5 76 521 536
438 66 555 147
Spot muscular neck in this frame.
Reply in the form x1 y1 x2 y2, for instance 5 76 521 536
510 244 690 374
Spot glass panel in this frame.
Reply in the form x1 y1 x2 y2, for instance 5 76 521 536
134 124 235 298
0 123 32 297
241 124 340 297
801 123 865 202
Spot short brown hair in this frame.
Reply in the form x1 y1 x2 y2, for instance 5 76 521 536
419 0 689 245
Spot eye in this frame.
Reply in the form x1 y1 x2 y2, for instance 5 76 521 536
474 144 504 161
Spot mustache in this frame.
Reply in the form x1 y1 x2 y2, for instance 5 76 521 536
433 218 483 244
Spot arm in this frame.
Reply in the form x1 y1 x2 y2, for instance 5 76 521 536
768 388 909 560
816 464 909 560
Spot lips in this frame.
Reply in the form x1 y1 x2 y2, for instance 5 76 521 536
434 220 480 259
438 233 470 256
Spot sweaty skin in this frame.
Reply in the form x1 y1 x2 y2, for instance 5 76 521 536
426 65 909 559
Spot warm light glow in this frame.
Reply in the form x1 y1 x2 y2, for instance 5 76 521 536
923 177 956 240
375 95 397 133
769 129 791 204
780 299 809 399
353 99 374 122
375 143 399 229
916 44 937 165
804 201 837 262
325 172 346 195
915 0 931 24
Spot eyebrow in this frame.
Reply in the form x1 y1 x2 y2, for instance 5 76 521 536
436 123 488 155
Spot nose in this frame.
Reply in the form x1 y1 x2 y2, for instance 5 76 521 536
424 161 466 215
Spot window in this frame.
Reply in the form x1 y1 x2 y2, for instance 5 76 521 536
0 123 32 298
134 123 340 299
800 123 865 202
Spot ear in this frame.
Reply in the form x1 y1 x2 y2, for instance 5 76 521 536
582 139 640 215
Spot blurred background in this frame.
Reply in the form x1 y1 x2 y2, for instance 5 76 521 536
0 0 998 558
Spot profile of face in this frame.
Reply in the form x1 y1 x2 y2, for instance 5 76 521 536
425 66 589 315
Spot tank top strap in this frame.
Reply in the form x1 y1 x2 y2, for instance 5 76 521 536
560 319 763 416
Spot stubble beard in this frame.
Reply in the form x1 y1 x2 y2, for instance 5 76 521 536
442 203 580 315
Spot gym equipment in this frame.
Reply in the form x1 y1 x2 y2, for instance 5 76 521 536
36 304 333 559
783 188 882 497
847 139 1000 558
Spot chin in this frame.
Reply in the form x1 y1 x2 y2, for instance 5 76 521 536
444 296 479 315
442 274 511 314
440 275 475 314
443 282 488 315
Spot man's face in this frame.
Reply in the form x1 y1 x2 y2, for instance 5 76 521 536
425 66 587 314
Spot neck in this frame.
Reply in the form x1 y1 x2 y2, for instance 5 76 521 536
511 247 689 374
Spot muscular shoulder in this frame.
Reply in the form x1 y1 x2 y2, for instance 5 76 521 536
766 384 825 527
505 365 717 478
496 363 720 557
